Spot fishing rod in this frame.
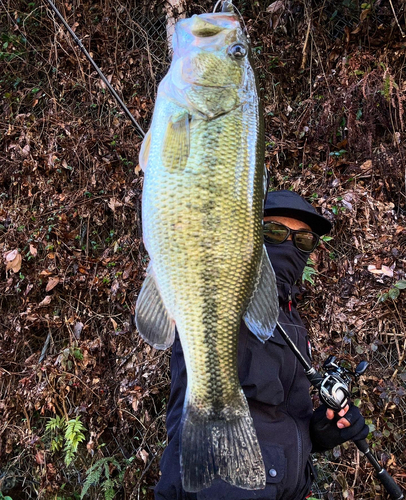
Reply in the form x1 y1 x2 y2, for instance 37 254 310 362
276 320 404 500
45 0 145 137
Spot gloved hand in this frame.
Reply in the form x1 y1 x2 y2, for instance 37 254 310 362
310 403 369 453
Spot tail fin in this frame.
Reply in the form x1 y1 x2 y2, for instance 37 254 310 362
180 396 265 492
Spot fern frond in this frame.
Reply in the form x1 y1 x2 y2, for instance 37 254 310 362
103 479 116 500
51 435 64 452
81 463 103 499
64 416 86 466
46 415 66 434
80 457 123 499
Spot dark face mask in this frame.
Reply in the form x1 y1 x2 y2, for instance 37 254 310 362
265 240 309 286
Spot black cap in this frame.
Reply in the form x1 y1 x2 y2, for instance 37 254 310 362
264 190 332 236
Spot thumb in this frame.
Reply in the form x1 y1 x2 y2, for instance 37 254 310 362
326 408 335 420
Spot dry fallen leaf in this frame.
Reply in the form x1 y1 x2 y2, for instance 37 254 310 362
123 263 133 280
4 249 22 273
360 8 370 22
266 0 286 28
35 451 45 465
137 448 149 465
29 244 38 257
5 249 18 262
367 265 394 277
132 395 139 412
40 269 54 276
267 0 285 13
360 159 372 172
108 197 123 211
381 265 394 278
46 276 60 292
73 322 84 339
38 295 52 307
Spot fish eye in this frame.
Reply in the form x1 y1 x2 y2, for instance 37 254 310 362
227 42 247 59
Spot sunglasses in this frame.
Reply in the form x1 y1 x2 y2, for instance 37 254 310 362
263 221 320 253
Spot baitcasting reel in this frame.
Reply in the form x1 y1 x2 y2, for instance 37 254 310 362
318 355 369 412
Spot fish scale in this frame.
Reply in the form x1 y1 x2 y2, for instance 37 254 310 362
135 10 279 493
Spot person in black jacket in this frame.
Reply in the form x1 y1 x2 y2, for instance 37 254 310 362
154 190 369 500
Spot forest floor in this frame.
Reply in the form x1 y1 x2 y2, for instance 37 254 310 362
1 0 406 498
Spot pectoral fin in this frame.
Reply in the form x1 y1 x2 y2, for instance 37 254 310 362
162 113 190 172
135 265 175 349
243 246 279 342
139 129 152 171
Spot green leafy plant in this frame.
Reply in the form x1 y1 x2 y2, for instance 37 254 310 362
0 493 13 500
58 346 84 370
81 456 133 500
329 149 347 158
46 415 86 466
71 347 83 361
382 72 398 102
0 33 27 61
321 235 333 242
46 415 65 452
64 417 86 466
378 279 406 302
302 258 317 285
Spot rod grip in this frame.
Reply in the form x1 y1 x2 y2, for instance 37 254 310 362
377 469 404 500
354 440 404 500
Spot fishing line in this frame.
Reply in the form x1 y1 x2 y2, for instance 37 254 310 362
212 0 222 12
233 4 250 41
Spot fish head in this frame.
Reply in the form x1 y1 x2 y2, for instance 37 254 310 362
165 12 252 118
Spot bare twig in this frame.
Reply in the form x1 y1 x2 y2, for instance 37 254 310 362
301 18 312 71
388 0 405 38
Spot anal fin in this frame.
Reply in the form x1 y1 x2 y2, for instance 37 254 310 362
135 266 175 350
243 246 279 342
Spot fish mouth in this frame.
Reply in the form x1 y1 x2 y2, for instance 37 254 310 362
184 81 239 89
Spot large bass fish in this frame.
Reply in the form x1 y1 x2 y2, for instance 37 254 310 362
135 3 279 493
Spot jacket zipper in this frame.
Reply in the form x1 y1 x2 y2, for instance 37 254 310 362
285 287 304 499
